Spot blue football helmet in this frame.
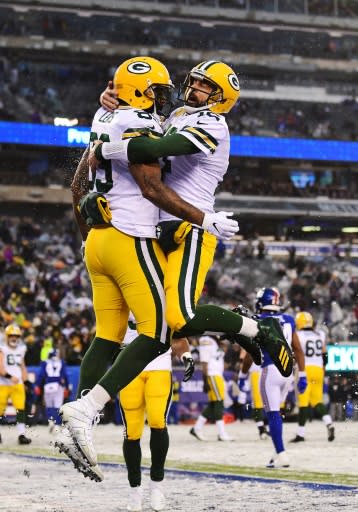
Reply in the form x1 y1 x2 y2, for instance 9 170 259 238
255 287 281 312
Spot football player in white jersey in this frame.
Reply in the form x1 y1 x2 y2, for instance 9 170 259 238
60 57 292 475
190 334 233 442
239 288 306 468
119 316 194 512
290 312 335 443
0 324 31 445
94 60 292 377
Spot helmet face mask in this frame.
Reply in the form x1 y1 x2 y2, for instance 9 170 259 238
178 60 240 114
113 56 174 114
255 287 281 313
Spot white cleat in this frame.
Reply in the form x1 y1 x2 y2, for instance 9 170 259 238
60 397 100 466
217 433 234 442
127 486 143 511
150 481 166 511
266 450 290 469
189 427 207 441
54 426 104 482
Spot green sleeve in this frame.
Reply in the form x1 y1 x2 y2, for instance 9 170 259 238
127 133 200 163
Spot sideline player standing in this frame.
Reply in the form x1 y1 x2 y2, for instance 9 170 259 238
0 324 32 445
290 311 335 443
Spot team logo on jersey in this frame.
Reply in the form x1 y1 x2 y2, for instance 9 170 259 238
228 73 240 91
127 62 152 74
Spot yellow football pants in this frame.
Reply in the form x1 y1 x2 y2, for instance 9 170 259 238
207 375 225 402
250 370 263 409
85 226 170 344
297 365 324 408
165 226 217 331
119 370 172 440
0 384 26 414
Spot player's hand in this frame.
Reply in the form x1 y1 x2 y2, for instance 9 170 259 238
297 372 307 394
63 388 70 399
238 371 248 392
181 352 195 382
202 211 239 240
99 80 119 111
89 140 103 171
203 376 210 393
10 375 19 384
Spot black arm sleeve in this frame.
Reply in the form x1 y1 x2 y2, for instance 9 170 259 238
127 133 200 163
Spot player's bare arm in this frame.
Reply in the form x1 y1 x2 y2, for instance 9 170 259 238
71 146 90 241
292 331 305 372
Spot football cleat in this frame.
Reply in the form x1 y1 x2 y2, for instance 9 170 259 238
55 426 103 482
18 434 32 445
218 433 234 442
258 425 270 440
189 427 207 441
60 396 100 466
255 317 293 377
327 425 335 442
289 435 305 443
150 481 166 511
266 451 290 469
127 486 143 511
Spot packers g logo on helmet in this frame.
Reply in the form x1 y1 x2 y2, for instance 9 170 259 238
113 56 173 111
181 60 240 114
295 312 314 330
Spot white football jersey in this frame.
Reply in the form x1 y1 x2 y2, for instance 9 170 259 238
198 335 225 376
90 106 163 238
159 107 230 223
122 318 172 371
0 342 26 385
296 328 326 368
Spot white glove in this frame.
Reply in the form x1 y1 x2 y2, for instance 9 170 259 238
202 211 239 240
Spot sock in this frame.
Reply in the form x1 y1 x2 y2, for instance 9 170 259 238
76 337 121 397
98 335 168 397
298 407 309 427
256 420 264 428
150 428 169 482
216 419 226 437
253 408 264 423
47 407 60 424
267 411 284 454
85 384 111 411
123 438 142 487
176 305 245 337
194 415 207 430
323 414 333 426
16 422 26 436
297 426 305 437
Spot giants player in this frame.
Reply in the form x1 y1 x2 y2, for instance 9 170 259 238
0 324 31 445
290 312 335 443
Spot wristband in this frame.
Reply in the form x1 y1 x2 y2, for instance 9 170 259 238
238 371 248 379
298 371 306 378
4 372 12 379
180 351 191 362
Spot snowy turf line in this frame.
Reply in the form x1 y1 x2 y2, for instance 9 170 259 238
2 451 357 492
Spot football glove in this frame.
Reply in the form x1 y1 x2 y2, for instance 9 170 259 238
297 372 308 394
202 211 239 241
78 191 112 227
181 352 195 382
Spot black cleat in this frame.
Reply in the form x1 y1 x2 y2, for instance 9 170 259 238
18 434 32 445
289 435 305 443
255 317 293 377
327 425 335 442
258 425 270 439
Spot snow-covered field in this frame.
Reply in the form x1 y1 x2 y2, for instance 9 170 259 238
0 420 357 512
